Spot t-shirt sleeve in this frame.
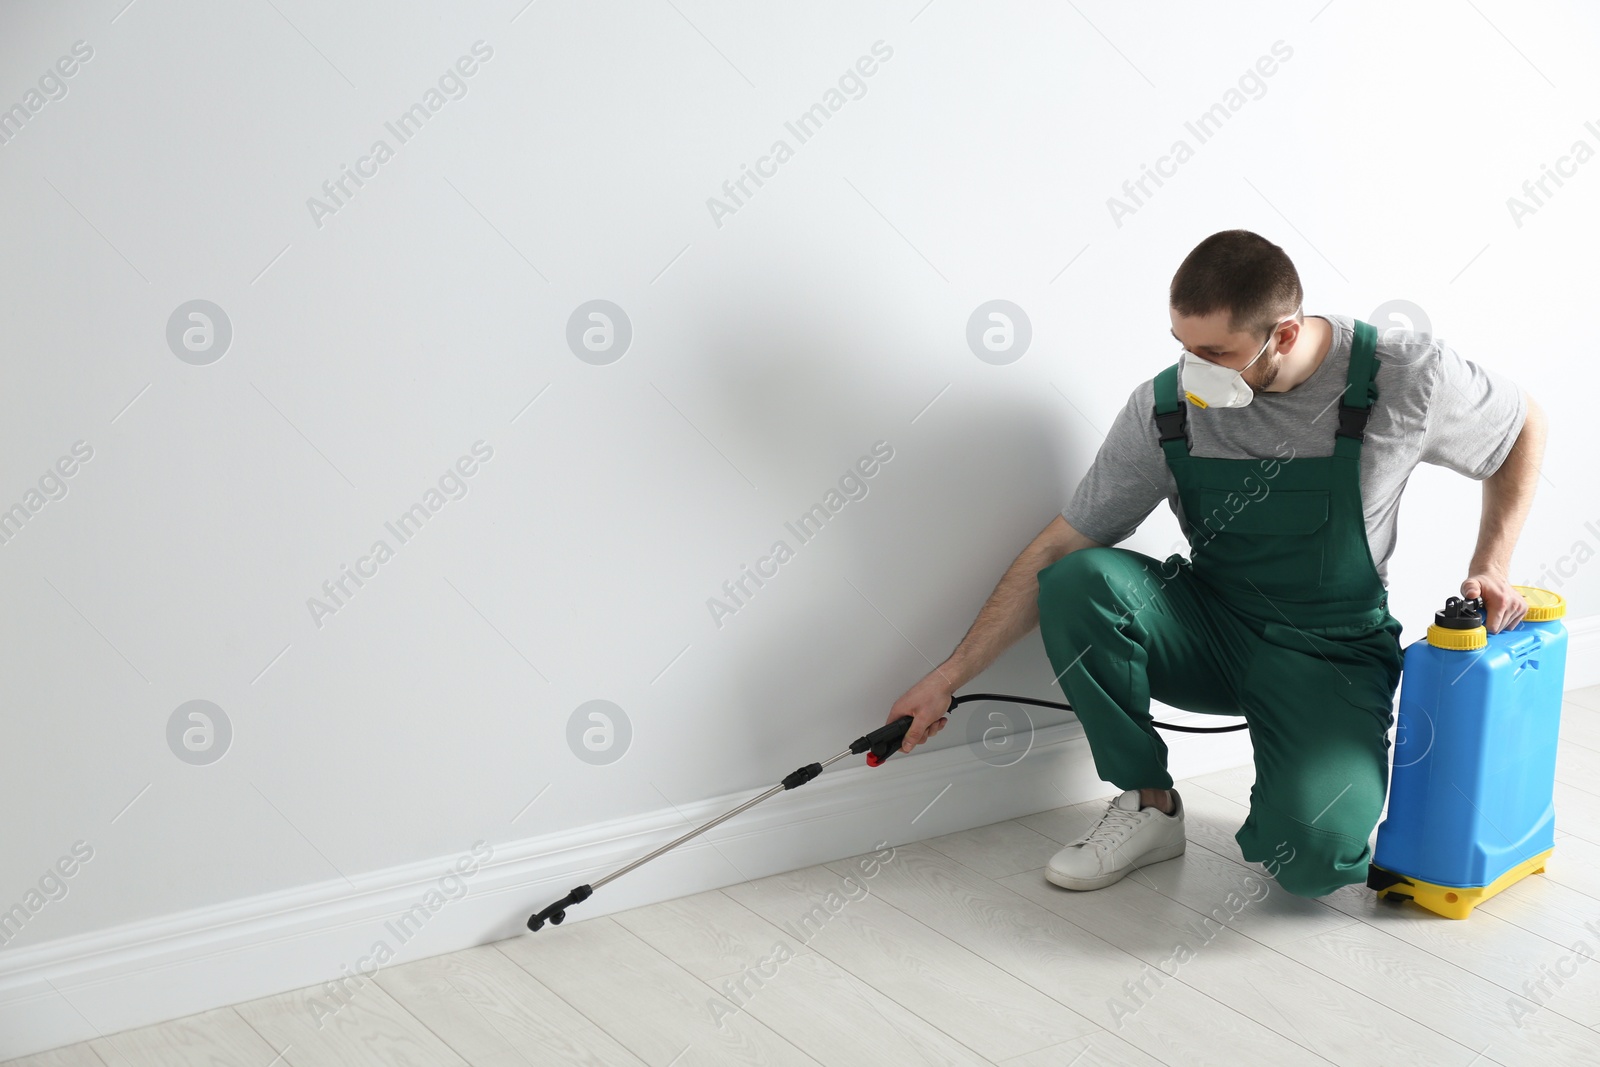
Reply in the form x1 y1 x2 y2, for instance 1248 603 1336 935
1417 337 1528 480
1061 384 1173 545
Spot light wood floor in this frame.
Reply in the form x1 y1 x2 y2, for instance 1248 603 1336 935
12 685 1600 1067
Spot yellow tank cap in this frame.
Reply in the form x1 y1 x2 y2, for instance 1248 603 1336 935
1426 623 1486 650
1513 585 1567 621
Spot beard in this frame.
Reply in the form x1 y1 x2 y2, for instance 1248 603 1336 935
1247 349 1281 392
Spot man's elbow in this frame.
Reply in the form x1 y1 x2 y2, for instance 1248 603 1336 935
1033 515 1103 566
1491 390 1546 480
1516 390 1548 456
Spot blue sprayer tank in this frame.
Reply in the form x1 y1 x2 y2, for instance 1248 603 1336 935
1369 585 1569 918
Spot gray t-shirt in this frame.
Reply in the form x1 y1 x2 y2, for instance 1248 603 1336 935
1061 312 1528 586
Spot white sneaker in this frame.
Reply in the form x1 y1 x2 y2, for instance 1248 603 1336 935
1045 789 1186 891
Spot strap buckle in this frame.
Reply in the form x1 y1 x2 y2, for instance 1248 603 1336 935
1153 405 1187 445
1336 403 1369 442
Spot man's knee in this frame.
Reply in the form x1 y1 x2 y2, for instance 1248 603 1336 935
1037 547 1172 626
1240 816 1372 899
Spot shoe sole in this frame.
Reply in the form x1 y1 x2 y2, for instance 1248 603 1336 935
1044 838 1187 891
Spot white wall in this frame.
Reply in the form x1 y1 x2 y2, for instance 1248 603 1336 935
1 0 1596 1049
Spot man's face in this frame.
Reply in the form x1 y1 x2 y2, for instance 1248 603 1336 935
1169 309 1289 392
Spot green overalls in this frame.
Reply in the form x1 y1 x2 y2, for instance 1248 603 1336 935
1035 319 1405 898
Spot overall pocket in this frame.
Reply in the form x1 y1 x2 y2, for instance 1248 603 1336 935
1189 487 1329 593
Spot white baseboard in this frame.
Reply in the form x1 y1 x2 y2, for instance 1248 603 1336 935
1564 612 1600 691
2 612 1592 1061
0 708 1250 1060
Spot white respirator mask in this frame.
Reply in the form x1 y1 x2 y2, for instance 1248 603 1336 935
1177 320 1287 409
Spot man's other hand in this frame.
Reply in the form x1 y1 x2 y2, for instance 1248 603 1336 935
1462 573 1528 633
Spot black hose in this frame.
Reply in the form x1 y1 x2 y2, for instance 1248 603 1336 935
950 691 1248 733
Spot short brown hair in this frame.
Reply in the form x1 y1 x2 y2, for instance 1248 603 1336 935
1169 230 1303 338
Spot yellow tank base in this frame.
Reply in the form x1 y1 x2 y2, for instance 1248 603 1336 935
1369 849 1553 919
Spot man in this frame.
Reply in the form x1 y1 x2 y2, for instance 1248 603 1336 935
886 229 1546 898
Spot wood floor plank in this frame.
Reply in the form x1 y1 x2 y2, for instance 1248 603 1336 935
1479 872 1600 961
1274 918 1600 1067
1564 685 1600 713
822 841 1328 1067
1183 765 1255 805
1000 866 1484 1065
231 973 470 1067
82 1007 280 1067
496 915 816 1066
1183 769 1600 1036
1552 783 1600 847
1557 699 1600 752
608 887 817 981
995 1028 1169 1067
1556 738 1600 799
1159 786 1377 944
1318 877 1600 1028
922 819 1070 880
0 1047 109 1067
1529 832 1600 900
1155 784 1254 864
376 942 645 1066
1145 840 1361 950
711 947 991 1066
721 855 1102 1062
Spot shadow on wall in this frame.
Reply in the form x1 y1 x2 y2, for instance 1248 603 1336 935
666 268 1093 801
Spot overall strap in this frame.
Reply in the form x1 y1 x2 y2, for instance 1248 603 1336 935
1151 363 1189 464
1334 319 1380 459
